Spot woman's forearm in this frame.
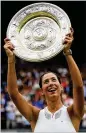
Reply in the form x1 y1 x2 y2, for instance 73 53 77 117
7 56 18 96
65 55 83 88
65 54 84 116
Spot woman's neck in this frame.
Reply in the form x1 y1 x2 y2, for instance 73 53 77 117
47 99 63 113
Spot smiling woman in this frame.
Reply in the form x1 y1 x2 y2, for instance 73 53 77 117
39 71 64 105
40 72 63 102
3 26 84 132
2 2 85 132
39 71 61 88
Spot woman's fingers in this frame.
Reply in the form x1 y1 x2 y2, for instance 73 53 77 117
70 27 74 34
4 43 14 51
4 38 10 43
4 38 15 49
65 36 73 40
65 27 74 37
63 37 73 44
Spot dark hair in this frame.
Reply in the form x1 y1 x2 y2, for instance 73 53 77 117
39 71 61 88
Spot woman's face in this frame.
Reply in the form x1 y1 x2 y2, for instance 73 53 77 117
42 72 62 100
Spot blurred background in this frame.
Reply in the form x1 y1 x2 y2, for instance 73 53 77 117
1 1 86 132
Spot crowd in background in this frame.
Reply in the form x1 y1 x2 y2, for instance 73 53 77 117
1 59 86 132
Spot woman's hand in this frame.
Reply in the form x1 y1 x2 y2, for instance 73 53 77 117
63 27 74 52
4 38 15 58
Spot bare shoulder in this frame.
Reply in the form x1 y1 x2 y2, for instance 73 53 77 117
67 105 83 132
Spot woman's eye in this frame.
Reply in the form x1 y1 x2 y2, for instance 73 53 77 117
52 78 56 81
44 80 49 84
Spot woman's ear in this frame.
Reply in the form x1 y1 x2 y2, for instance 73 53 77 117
60 85 64 93
41 88 44 96
41 92 44 96
60 85 64 103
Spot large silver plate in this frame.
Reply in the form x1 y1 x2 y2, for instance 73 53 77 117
6 2 71 62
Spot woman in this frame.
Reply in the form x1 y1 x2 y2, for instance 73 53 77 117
3 28 84 132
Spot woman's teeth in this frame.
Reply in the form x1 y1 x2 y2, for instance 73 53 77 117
48 88 56 92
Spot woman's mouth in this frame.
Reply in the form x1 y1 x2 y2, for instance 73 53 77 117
47 88 56 92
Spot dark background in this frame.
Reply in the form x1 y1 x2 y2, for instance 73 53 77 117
1 1 86 71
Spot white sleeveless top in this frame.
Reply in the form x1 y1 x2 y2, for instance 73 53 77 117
34 105 76 132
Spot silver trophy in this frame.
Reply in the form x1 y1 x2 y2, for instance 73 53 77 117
6 2 71 62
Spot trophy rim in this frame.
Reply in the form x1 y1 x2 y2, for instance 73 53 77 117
6 2 71 62
7 2 71 33
13 45 65 62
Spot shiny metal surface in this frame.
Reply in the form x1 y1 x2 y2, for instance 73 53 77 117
7 2 71 62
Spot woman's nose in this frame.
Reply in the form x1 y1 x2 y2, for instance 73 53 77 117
48 80 53 85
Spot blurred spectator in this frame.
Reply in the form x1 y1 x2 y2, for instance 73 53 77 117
61 76 70 95
6 100 16 129
80 101 86 130
82 113 86 129
62 93 73 107
1 92 6 129
15 110 23 129
57 67 68 77
31 84 44 109
22 116 31 129
83 80 86 100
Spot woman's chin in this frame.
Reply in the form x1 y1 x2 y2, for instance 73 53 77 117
48 93 58 99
